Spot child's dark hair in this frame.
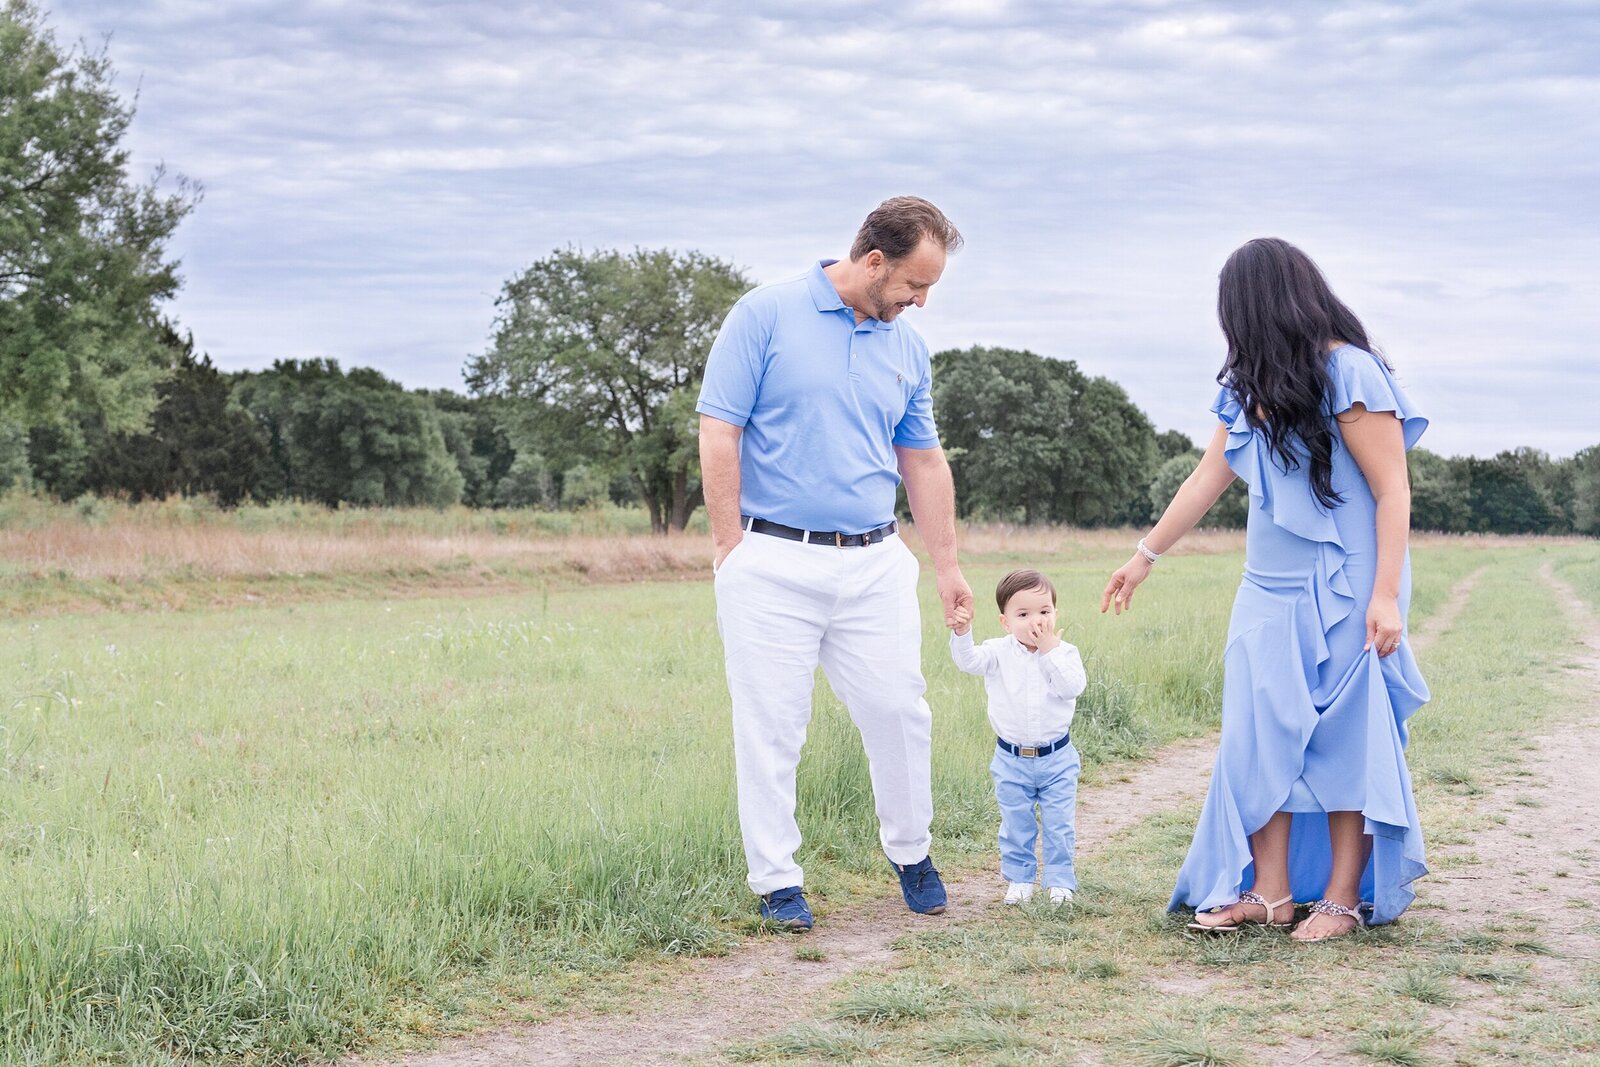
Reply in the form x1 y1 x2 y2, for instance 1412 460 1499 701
996 569 1056 612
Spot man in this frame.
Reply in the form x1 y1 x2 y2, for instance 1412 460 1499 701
697 195 973 931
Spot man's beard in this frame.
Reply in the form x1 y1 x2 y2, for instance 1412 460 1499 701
866 276 903 321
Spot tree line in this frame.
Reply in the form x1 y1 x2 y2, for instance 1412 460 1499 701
4 310 1596 536
3 1 1595 536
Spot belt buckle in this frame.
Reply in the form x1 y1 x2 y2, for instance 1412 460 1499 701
834 531 843 548
1020 746 1038 758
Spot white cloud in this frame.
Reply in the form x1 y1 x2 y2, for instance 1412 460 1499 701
41 0 1600 456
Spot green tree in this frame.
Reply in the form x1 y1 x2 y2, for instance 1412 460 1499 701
1 1 199 434
559 464 610 509
1463 452 1554 534
1147 450 1249 528
1407 448 1471 533
233 359 463 507
932 346 1159 526
419 389 517 508
1568 445 1600 536
466 247 750 533
81 327 271 505
1155 429 1195 461
1061 377 1159 526
1495 447 1574 534
494 452 553 508
932 346 1082 523
0 416 28 489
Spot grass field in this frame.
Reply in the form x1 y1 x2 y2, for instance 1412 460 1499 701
1 505 1596 1065
774 541 1600 1067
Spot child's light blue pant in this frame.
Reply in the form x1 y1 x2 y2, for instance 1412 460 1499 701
990 742 1080 889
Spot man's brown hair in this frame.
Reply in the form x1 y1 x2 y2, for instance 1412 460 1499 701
996 569 1056 613
849 196 963 262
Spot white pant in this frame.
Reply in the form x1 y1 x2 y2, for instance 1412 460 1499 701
713 530 934 895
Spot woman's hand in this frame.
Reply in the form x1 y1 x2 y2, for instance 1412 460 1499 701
1101 554 1154 616
1365 596 1404 657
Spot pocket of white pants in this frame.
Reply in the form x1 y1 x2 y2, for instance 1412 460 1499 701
712 537 750 577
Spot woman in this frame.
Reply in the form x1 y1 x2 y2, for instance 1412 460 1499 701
1103 238 1429 942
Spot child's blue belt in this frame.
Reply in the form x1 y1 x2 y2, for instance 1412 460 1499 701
996 732 1071 758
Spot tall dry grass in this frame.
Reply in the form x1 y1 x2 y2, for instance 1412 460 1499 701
1 490 1579 606
0 524 716 582
0 495 704 593
0 494 1251 587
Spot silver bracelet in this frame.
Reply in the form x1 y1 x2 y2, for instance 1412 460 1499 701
1136 537 1160 564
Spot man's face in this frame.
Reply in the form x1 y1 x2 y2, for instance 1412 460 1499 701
864 238 947 322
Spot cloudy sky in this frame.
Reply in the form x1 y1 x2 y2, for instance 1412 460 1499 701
47 0 1600 456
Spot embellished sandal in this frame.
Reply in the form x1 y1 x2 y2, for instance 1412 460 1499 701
1186 890 1295 933
1291 898 1367 942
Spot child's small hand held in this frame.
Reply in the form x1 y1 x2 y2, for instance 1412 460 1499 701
951 604 972 636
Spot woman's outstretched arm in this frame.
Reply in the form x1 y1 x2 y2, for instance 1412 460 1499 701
1101 423 1237 615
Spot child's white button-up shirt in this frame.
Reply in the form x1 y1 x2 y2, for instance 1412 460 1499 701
950 631 1087 747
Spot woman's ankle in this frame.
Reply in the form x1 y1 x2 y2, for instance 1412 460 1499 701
1245 882 1291 903
1321 886 1361 909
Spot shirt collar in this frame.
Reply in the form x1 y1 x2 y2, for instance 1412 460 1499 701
807 260 845 312
807 259 894 331
1005 635 1038 655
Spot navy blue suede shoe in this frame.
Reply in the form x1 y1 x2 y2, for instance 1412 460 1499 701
892 856 947 914
758 886 814 931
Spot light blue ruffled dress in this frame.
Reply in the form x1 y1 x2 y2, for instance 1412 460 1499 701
1169 345 1431 925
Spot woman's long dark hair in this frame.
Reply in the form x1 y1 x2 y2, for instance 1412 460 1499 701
1217 237 1387 510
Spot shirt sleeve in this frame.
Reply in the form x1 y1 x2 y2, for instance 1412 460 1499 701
696 296 769 428
949 631 997 676
892 338 940 448
1212 383 1241 426
1040 643 1086 701
1326 347 1428 450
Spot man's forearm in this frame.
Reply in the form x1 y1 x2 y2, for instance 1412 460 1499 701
699 416 744 550
900 449 960 573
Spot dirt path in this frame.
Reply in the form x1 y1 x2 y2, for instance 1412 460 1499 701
362 741 1220 1067
1427 561 1600 968
1409 565 1484 654
1409 564 1600 1055
361 568 1493 1067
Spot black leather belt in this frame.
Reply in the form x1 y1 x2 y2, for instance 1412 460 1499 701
996 732 1071 758
742 516 897 548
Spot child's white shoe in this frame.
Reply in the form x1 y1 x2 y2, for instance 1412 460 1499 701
1003 881 1035 905
1048 886 1074 906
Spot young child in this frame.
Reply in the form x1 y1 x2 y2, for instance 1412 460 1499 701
950 568 1087 905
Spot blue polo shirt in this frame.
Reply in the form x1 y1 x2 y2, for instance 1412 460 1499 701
696 260 941 533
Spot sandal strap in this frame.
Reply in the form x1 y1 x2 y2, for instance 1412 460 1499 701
1262 894 1294 922
1308 898 1366 926
1238 890 1294 922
